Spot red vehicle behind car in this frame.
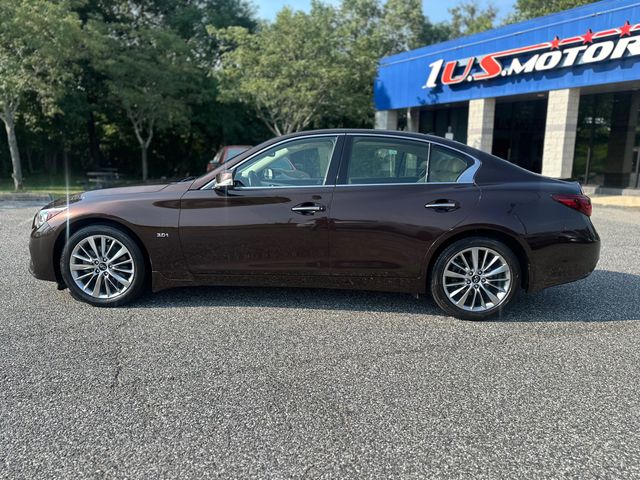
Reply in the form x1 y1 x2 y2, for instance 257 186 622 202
206 145 252 172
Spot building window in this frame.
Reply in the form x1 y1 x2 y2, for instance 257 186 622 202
573 92 640 189
419 105 468 144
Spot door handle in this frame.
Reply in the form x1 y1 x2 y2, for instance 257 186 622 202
425 200 459 211
292 203 326 214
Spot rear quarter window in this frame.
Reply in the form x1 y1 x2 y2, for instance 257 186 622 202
428 145 473 183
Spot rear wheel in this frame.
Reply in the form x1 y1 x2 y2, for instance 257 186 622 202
430 237 520 320
60 225 146 307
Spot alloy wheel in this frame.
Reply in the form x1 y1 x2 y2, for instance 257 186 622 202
442 247 512 312
69 234 135 299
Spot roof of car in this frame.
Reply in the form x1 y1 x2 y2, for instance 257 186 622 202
272 128 479 154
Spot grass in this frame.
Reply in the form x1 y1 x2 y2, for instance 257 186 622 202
0 173 140 196
1 172 176 197
0 174 85 195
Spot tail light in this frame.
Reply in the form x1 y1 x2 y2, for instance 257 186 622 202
552 194 592 217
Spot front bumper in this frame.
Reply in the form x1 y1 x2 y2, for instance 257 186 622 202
29 223 59 282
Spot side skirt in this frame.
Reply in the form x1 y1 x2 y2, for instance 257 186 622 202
152 271 423 295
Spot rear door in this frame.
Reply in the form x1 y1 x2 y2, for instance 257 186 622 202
179 134 342 275
329 135 481 279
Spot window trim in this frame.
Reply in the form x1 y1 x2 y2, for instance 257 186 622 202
201 132 480 189
338 133 479 187
201 133 344 190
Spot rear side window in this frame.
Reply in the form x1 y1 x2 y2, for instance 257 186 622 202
345 137 429 184
343 137 473 185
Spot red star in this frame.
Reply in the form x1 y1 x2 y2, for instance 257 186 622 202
620 20 632 37
582 29 594 44
550 36 560 50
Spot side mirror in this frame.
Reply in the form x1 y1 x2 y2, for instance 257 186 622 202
214 171 234 191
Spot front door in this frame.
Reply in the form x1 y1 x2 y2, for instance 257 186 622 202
179 135 341 275
329 135 481 279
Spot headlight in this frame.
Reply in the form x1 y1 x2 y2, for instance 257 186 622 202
33 207 67 229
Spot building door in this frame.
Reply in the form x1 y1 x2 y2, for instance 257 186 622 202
492 99 547 173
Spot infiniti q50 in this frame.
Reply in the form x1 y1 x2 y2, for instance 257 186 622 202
29 129 600 320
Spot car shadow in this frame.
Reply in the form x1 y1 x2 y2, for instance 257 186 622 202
495 269 640 323
132 269 640 323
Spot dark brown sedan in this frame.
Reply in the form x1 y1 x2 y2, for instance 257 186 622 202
29 129 600 320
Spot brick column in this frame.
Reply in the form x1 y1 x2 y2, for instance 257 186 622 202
407 108 420 132
467 98 495 153
542 88 580 178
375 110 398 130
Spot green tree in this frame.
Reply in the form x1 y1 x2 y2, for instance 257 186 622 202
89 21 199 181
422 20 453 45
448 0 498 38
0 0 80 190
382 0 426 53
213 4 344 135
332 0 386 127
509 0 599 22
214 0 430 134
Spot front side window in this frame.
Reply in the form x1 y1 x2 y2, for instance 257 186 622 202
234 136 337 188
344 136 473 185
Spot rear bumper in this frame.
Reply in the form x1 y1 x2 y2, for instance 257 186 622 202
526 223 600 292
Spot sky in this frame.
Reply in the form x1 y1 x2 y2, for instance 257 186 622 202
255 0 517 23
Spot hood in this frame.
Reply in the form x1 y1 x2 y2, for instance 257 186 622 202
82 183 170 198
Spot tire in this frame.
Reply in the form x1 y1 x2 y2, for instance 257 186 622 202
60 225 146 307
430 237 521 321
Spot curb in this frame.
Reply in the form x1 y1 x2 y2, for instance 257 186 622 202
0 192 53 202
591 195 640 208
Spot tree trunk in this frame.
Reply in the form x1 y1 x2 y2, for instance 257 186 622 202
2 106 23 191
50 150 58 176
87 110 102 169
62 148 69 189
26 147 33 174
44 150 52 174
128 110 153 183
141 146 148 183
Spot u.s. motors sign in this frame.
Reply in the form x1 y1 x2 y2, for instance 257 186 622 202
423 21 640 89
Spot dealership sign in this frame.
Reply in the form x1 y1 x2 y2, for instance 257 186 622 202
423 22 640 89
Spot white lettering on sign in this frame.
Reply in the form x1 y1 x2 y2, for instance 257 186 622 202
423 22 640 88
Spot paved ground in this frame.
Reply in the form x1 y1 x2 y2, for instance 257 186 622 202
1 202 640 479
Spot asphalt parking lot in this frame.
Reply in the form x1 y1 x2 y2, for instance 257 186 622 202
1 202 640 479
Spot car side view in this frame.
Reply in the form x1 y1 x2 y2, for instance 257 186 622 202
29 129 600 320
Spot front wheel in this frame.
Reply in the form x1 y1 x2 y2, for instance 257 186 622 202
430 237 521 321
60 225 146 307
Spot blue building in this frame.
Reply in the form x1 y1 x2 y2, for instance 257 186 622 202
374 0 640 190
